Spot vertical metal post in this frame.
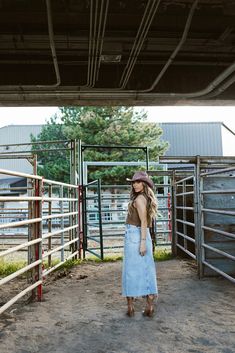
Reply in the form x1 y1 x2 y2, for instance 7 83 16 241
80 145 86 258
82 185 87 258
70 139 77 185
72 186 77 258
77 139 82 185
78 185 83 259
145 147 149 170
76 185 81 259
31 178 43 301
27 178 33 268
200 174 205 278
48 184 52 267
171 171 177 256
182 180 187 250
97 179 104 260
194 156 202 278
33 154 37 175
60 185 64 262
81 145 85 187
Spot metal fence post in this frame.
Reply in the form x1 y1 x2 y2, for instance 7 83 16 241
97 179 104 260
48 184 52 267
59 185 65 262
78 185 83 259
171 171 177 256
82 185 87 259
194 156 203 278
200 175 205 278
31 178 43 301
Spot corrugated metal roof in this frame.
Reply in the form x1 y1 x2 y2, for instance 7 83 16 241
160 122 223 156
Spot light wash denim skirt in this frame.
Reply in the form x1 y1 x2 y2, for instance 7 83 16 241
122 224 158 297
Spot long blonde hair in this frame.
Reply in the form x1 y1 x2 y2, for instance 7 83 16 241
128 182 158 224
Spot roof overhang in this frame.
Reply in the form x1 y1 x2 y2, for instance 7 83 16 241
0 0 235 106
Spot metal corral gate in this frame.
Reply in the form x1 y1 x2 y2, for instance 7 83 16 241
160 156 235 284
81 171 173 259
0 168 80 315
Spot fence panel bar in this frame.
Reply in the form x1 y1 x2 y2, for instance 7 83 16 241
0 169 79 315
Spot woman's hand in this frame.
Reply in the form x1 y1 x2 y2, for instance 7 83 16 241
140 240 147 256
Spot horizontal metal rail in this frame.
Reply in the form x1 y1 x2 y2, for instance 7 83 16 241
0 140 68 148
1 148 70 155
202 260 235 283
43 197 78 202
157 230 172 234
203 243 235 261
176 243 196 259
175 175 194 184
0 218 42 230
0 260 42 287
86 220 125 225
43 178 78 189
85 195 99 200
176 231 196 243
202 208 235 216
202 225 235 240
0 168 42 179
176 219 195 227
43 237 79 258
0 238 41 257
85 209 126 213
175 191 194 196
176 206 194 210
42 224 78 240
0 196 41 201
86 236 100 244
85 249 102 259
200 166 235 177
0 281 43 315
42 250 79 277
89 246 123 250
100 196 129 199
201 189 235 195
42 211 77 220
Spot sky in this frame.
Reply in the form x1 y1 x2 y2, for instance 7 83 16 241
0 105 234 154
0 105 235 131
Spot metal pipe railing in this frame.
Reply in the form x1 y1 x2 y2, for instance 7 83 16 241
0 169 79 315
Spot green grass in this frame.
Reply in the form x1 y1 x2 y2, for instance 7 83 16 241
154 248 173 261
0 250 173 277
0 259 26 277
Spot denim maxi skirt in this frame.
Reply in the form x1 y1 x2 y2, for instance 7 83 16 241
122 224 158 297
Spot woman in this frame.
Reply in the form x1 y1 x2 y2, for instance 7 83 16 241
122 171 158 317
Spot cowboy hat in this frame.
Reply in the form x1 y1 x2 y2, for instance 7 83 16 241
126 171 154 189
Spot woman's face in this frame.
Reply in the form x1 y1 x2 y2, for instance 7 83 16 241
132 181 144 193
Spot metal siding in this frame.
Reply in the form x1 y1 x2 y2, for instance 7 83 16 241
0 125 43 178
161 122 223 156
203 176 235 276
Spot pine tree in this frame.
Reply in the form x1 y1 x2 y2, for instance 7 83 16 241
31 107 168 184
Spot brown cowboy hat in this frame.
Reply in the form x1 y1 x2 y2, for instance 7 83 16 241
126 171 154 189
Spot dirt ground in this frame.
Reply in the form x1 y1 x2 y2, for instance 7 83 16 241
0 258 235 353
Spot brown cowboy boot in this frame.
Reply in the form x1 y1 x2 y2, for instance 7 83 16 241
126 297 135 317
143 294 155 317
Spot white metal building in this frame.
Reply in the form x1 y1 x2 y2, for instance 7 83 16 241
0 125 43 179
